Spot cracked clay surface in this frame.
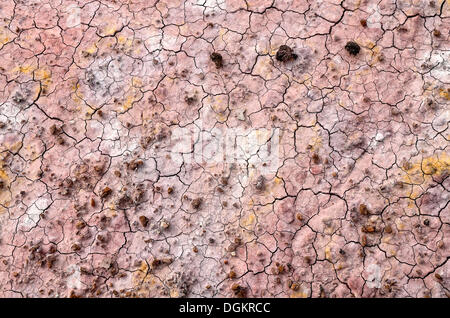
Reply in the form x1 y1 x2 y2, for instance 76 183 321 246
0 0 449 298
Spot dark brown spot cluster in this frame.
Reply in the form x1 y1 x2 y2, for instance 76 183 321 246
359 204 369 215
345 41 360 56
127 159 143 171
231 284 247 298
210 52 223 68
100 187 112 199
276 45 298 62
49 124 61 135
191 198 203 209
185 95 197 105
139 215 149 227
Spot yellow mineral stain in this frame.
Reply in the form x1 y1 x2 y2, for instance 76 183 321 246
355 67 371 79
438 88 449 100
118 36 133 48
211 96 225 112
117 36 126 45
131 260 164 297
395 219 405 231
104 24 117 36
324 224 335 235
325 246 331 260
131 77 143 88
216 113 227 122
368 46 382 66
14 64 34 74
365 40 376 49
254 129 271 144
121 95 135 112
35 68 51 81
107 204 117 215
0 161 11 214
219 27 226 40
170 289 180 297
0 169 8 181
8 141 22 153
34 68 52 92
402 153 450 185
72 81 80 92
72 82 84 105
85 44 97 55
242 213 256 227
0 30 10 45
84 106 95 116
290 291 308 298
309 124 322 151
133 261 149 281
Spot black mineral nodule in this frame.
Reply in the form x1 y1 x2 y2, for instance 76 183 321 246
345 41 360 56
276 45 298 62
210 52 223 68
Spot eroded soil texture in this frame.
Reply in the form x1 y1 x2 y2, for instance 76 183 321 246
0 0 449 298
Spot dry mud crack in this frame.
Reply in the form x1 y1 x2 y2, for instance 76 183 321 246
0 0 449 298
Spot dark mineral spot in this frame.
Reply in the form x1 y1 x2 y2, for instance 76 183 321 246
151 258 161 268
312 153 320 164
220 177 228 186
423 219 430 226
210 52 223 68
276 45 298 62
384 225 393 233
360 19 367 27
359 204 369 215
12 91 27 104
231 284 247 298
100 186 112 199
362 225 376 233
139 215 149 227
185 95 197 105
433 29 441 37
361 235 367 247
49 124 61 135
255 175 265 191
191 198 203 209
128 159 143 171
426 98 437 109
75 220 86 230
345 41 360 56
